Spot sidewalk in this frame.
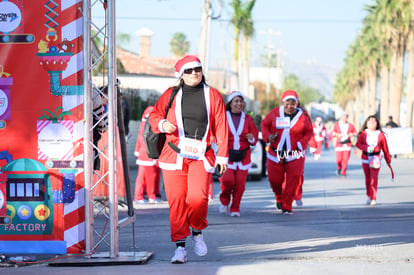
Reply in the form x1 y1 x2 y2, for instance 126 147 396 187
3 148 414 274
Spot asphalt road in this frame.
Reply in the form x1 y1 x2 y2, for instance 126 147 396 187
2 147 414 274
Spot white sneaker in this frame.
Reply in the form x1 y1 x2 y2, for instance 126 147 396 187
148 198 159 204
230 212 240 217
219 204 228 214
192 234 208 256
171 247 187 264
370 200 377 206
133 200 145 207
295 199 303 206
366 198 372 205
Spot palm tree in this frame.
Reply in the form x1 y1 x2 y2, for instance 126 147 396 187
404 1 414 128
230 0 256 92
371 0 411 124
169 32 190 57
239 0 255 94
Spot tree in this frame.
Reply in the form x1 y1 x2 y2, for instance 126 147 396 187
230 0 256 91
282 74 324 106
169 32 190 57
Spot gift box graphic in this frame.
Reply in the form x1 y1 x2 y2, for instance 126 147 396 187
0 65 12 120
37 107 74 160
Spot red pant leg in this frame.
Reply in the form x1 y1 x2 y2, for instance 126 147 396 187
362 163 372 198
341 151 351 175
163 159 210 242
267 159 285 201
230 169 248 212
134 166 147 201
316 141 323 155
219 169 235 206
294 175 303 201
282 158 305 211
336 151 343 170
362 163 380 200
144 165 161 200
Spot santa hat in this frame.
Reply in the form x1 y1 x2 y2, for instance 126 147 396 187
141 106 154 121
227 90 245 103
281 90 299 102
174 55 202 78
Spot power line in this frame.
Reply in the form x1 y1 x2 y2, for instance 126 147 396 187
93 16 361 24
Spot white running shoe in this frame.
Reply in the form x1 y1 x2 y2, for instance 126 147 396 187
219 204 228 214
366 198 372 205
148 198 159 204
295 199 303 206
171 247 187 264
192 234 208 256
230 212 240 217
370 200 377 206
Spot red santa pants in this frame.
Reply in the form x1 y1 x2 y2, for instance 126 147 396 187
294 175 304 201
315 140 323 156
162 158 210 242
362 163 380 200
335 150 351 175
219 168 248 213
267 157 305 212
134 165 160 201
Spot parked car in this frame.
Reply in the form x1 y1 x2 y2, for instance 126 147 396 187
247 141 263 181
212 133 267 181
248 132 267 181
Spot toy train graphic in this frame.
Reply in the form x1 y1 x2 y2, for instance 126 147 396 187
0 157 54 235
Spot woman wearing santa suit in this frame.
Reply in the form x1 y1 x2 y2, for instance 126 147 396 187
261 90 313 215
219 91 259 217
355 115 391 206
133 106 161 204
149 55 228 264
332 112 357 176
309 116 326 160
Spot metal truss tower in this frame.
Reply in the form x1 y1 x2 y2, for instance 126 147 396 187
82 0 136 259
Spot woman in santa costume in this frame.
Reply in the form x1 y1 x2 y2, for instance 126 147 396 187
149 55 228 264
261 90 313 215
355 115 391 206
219 91 259 217
332 112 357 176
309 116 326 160
133 106 161 204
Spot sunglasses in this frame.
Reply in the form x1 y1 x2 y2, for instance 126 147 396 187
183 67 202 74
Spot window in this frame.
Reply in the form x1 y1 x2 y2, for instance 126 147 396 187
7 178 45 201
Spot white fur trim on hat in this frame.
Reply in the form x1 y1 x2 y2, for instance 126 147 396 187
227 91 245 103
174 55 202 78
281 90 299 102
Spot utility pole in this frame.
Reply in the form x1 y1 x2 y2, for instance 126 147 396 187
260 28 281 113
199 0 222 78
199 0 211 76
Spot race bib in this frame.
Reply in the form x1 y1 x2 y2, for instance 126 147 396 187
276 117 290 129
179 137 206 160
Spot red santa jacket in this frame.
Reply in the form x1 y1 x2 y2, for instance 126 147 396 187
226 111 259 170
355 130 391 164
312 121 326 142
134 106 157 166
149 84 228 172
261 106 313 163
332 121 357 151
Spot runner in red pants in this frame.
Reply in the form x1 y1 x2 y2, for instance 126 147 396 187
261 90 313 215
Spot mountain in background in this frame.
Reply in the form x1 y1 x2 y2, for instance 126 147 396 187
283 58 339 101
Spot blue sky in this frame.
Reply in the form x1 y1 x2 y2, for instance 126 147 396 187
94 0 370 69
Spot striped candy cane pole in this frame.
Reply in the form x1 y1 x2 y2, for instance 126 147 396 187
59 0 85 254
